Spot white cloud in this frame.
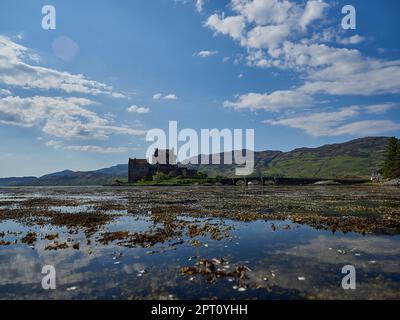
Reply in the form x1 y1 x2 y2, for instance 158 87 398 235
337 35 366 45
153 93 178 100
206 0 330 49
0 36 125 97
299 0 329 30
45 140 63 149
0 88 11 97
204 1 400 111
267 42 400 97
0 95 146 139
205 14 246 41
364 103 398 115
237 41 400 109
63 145 130 153
231 0 295 25
153 93 163 100
246 24 290 49
265 107 360 136
45 140 130 153
196 0 205 13
333 120 400 136
265 105 400 137
224 90 313 112
127 105 150 114
195 50 218 58
163 94 178 100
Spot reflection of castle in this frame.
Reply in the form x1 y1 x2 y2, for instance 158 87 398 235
128 149 197 183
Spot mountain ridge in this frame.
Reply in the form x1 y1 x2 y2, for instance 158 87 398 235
0 137 390 186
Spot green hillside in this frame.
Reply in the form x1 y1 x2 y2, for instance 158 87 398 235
0 137 390 185
193 137 389 179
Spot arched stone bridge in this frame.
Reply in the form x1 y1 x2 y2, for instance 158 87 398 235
219 177 368 186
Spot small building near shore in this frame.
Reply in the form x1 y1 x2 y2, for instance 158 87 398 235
370 171 383 182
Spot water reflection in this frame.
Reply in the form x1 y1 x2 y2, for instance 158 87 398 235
0 186 399 300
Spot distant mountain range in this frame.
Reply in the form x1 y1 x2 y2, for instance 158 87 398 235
0 165 128 186
0 137 390 186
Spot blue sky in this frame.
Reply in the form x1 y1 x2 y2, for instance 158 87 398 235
0 0 400 177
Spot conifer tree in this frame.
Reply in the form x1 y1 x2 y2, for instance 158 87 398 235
382 137 399 179
394 139 400 178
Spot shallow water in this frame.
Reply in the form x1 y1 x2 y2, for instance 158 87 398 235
0 186 399 300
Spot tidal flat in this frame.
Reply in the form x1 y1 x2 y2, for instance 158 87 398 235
0 185 399 300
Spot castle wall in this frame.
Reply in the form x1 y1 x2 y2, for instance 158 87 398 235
128 150 198 182
128 159 151 183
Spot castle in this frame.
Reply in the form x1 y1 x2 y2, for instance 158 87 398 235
128 149 197 183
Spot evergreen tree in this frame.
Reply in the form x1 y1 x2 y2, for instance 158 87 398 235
382 137 400 179
394 140 400 178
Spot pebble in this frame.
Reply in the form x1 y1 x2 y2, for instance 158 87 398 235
66 286 77 291
298 276 306 281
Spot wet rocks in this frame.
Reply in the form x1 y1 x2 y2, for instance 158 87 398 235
191 240 202 247
383 179 400 186
180 258 251 285
45 242 69 250
45 233 59 240
99 231 130 244
0 240 11 246
1 185 400 254
21 232 37 245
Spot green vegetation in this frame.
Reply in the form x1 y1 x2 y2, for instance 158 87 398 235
0 137 393 186
193 137 389 179
134 172 214 185
382 137 400 179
